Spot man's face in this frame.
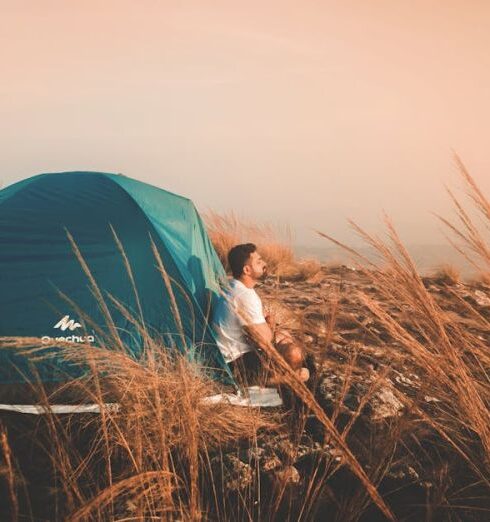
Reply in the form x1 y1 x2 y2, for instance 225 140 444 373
244 251 267 281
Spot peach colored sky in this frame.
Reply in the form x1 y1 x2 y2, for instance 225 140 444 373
1 1 490 247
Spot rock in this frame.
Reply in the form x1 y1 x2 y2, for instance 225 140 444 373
387 463 420 482
295 440 329 460
319 372 342 401
221 454 254 492
247 444 281 472
428 285 441 293
394 372 421 389
272 465 300 486
371 387 404 420
474 289 490 307
424 395 441 403
329 448 345 463
459 287 490 308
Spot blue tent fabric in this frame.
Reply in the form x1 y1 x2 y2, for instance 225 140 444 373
0 171 232 385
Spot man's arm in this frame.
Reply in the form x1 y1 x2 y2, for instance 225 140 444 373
235 291 274 346
244 322 274 345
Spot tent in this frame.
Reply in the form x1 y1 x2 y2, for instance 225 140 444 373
0 171 233 391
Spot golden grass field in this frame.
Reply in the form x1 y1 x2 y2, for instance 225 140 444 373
0 155 489 521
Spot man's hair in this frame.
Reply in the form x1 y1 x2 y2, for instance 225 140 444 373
228 243 257 279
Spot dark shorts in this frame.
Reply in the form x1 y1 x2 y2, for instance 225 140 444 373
228 350 268 387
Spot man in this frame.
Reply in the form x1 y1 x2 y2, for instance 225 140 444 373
213 243 310 385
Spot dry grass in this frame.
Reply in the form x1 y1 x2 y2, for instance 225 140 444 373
0 425 18 522
0 229 275 521
431 263 461 285
315 154 490 518
204 210 320 281
470 271 490 286
1 154 489 520
0 337 274 521
434 154 490 273
0 222 389 521
273 258 322 282
203 210 294 271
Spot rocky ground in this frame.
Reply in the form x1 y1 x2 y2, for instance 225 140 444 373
213 265 490 521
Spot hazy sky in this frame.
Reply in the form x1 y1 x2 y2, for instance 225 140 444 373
2 1 490 247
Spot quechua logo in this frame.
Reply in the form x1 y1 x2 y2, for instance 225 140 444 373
53 315 82 331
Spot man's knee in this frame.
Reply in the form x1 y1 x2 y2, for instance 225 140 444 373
281 343 304 369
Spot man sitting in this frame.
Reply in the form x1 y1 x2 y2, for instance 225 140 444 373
212 243 310 386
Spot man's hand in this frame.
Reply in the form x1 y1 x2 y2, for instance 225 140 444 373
264 311 276 330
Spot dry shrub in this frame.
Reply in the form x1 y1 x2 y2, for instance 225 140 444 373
470 271 490 286
69 345 272 521
0 336 274 521
275 258 321 282
431 263 461 285
203 210 321 281
316 154 490 518
203 210 293 271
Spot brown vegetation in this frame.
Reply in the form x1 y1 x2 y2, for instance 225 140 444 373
431 263 461 285
204 210 320 281
0 154 489 520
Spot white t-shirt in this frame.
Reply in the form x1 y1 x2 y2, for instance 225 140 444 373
212 278 266 363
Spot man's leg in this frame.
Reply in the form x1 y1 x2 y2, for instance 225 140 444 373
273 331 310 383
230 334 309 387
277 342 303 370
228 351 264 388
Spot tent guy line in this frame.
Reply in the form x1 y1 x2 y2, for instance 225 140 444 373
0 386 283 413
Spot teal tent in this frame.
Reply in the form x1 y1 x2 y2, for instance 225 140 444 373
0 171 232 388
